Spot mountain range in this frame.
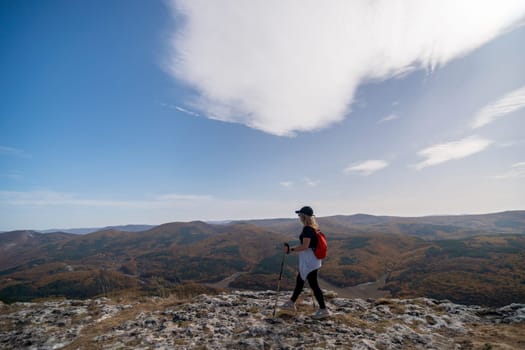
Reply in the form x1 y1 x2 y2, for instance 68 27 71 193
36 224 157 235
25 210 525 237
1 210 524 306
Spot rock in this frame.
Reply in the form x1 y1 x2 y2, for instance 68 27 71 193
1 291 524 349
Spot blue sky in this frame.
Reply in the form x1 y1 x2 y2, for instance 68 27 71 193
1 0 525 231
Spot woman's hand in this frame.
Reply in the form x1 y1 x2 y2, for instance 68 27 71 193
283 242 290 254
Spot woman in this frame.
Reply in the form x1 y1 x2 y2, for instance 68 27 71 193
281 206 330 319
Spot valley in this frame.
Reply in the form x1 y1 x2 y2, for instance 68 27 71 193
1 211 524 306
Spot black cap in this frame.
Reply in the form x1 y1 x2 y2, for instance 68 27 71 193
295 206 314 216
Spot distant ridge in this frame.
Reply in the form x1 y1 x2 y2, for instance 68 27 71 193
7 210 525 237
240 210 525 238
38 224 157 235
10 210 525 236
1 210 524 306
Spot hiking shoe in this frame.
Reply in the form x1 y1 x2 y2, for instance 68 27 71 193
312 308 330 319
280 300 297 312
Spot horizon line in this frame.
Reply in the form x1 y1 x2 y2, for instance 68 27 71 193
1 209 523 233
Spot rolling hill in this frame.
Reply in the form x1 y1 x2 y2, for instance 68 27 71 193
240 210 525 239
0 211 524 306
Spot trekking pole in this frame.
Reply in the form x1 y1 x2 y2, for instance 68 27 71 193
272 243 289 318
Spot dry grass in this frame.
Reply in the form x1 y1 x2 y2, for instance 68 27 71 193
333 313 372 330
374 298 406 314
457 323 525 350
60 303 141 350
60 293 197 350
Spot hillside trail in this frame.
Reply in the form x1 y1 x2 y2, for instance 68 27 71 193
206 272 248 289
318 274 391 299
206 270 390 300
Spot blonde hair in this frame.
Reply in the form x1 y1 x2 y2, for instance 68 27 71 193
299 214 319 229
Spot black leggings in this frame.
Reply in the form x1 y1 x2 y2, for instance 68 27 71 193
290 269 326 309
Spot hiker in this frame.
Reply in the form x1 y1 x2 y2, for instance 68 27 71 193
281 206 330 319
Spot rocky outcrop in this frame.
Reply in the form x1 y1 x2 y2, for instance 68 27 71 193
1 291 524 349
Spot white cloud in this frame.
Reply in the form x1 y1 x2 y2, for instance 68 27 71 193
280 178 319 188
490 162 525 179
167 0 525 136
344 160 389 176
414 136 493 170
304 178 320 187
377 114 399 124
279 181 294 188
471 85 525 128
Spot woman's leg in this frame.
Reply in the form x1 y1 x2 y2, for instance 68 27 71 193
290 273 305 302
306 269 326 309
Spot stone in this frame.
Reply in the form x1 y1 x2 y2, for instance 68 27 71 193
0 291 524 349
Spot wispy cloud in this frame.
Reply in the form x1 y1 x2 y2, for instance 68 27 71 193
0 190 311 230
304 178 320 187
160 102 201 117
0 191 213 208
280 178 319 188
0 173 22 181
0 146 30 158
377 114 399 124
414 136 493 170
0 191 141 208
167 1 525 136
471 85 525 128
490 162 525 179
153 193 212 201
174 105 200 117
344 160 389 176
0 190 305 229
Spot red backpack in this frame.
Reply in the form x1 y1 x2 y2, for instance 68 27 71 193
314 229 327 259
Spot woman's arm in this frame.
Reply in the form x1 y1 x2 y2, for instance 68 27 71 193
291 237 310 252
